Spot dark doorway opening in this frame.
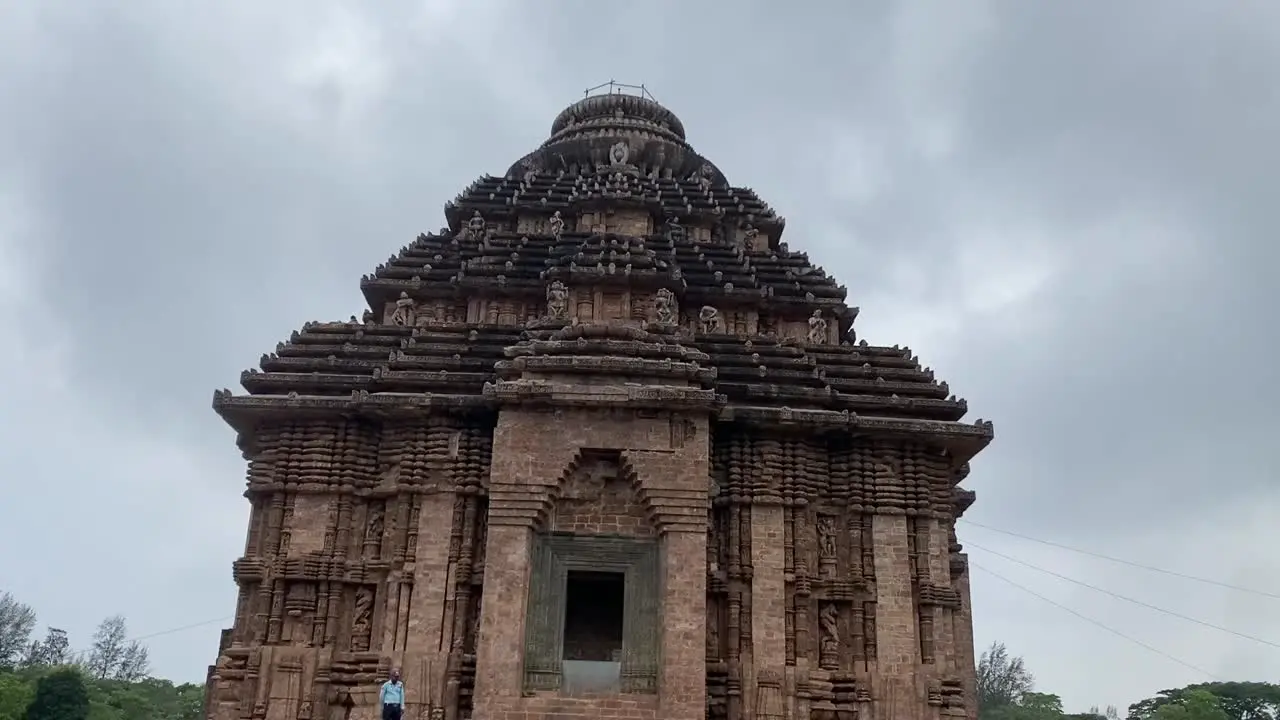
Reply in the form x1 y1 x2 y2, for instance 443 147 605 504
563 570 625 662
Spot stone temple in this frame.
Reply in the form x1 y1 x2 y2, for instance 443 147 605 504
203 86 994 720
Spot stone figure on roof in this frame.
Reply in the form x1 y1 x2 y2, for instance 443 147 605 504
664 215 684 243
807 310 827 344
699 305 722 334
654 288 678 324
467 211 486 240
548 211 565 239
546 280 569 320
609 141 630 166
389 292 415 326
693 163 714 192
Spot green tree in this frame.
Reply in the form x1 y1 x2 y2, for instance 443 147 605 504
21 630 69 670
23 668 89 720
1128 682 1280 720
978 642 1036 716
986 692 1067 719
0 672 36 720
0 595 37 670
84 677 203 720
83 619 147 682
1148 690 1229 720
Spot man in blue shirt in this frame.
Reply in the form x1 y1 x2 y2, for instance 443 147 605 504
379 668 405 720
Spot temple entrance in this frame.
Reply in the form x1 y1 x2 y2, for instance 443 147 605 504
562 569 626 694
563 570 626 662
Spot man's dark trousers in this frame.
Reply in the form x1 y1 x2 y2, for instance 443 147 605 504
382 704 403 720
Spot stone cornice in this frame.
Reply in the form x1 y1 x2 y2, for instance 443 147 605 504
212 389 992 463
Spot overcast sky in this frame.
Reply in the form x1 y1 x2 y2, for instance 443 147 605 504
1 1 1277 714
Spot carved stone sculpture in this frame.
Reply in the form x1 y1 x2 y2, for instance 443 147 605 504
467 210 486 240
819 603 839 670
390 292 415 326
546 280 569 320
609 141 630 166
351 587 374 652
548 210 564 239
817 514 837 579
807 309 828 344
655 288 678 324
665 215 685 243
699 305 723 334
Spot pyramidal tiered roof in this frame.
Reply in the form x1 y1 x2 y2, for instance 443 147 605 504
214 90 992 462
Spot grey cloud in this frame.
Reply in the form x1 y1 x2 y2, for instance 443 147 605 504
1 1 1276 713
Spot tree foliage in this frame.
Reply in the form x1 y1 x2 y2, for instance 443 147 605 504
1128 683 1280 720
22 631 69 671
972 642 1279 720
1146 690 1230 720
0 595 37 671
979 642 1036 714
23 668 89 720
0 592 197 720
83 619 148 683
0 668 202 720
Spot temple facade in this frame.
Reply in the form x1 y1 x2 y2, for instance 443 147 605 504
203 88 993 720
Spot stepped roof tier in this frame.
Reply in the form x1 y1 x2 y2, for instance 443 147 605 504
213 90 993 464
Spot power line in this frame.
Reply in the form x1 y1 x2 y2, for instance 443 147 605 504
132 617 232 642
971 561 1221 680
968 541 1280 649
960 520 1280 601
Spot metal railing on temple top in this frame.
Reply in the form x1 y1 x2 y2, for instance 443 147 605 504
582 80 658 104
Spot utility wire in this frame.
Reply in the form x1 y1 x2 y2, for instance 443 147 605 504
971 561 1221 681
967 541 1280 649
960 520 1280 601
132 616 232 642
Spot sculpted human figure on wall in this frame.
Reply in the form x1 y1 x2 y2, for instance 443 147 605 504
467 211 486 240
351 587 375 651
390 292 415 326
655 288 678 324
817 515 837 560
807 309 828 344
546 280 570 320
819 602 840 668
692 163 714 192
699 305 723 334
664 215 685 243
548 210 565 239
364 505 385 550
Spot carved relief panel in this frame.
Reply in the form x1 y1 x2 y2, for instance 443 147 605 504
407 299 469 324
474 298 534 326
606 209 652 236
